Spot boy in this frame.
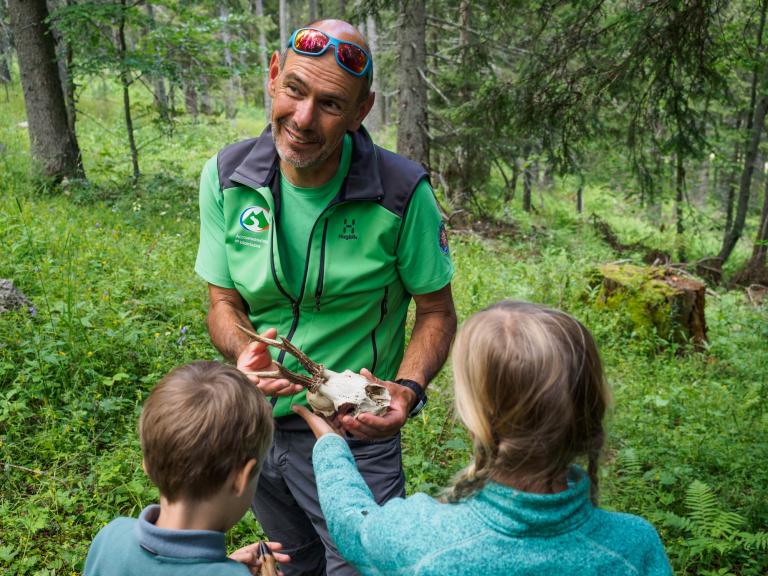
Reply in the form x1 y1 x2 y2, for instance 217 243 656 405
84 361 289 575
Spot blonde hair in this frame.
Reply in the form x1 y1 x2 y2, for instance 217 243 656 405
447 301 609 504
140 361 273 502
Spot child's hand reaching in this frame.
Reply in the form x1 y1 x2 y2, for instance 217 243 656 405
229 540 290 575
292 404 339 439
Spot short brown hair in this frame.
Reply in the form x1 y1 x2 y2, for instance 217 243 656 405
140 361 273 502
447 301 609 504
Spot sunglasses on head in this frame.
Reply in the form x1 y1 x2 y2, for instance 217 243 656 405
288 27 373 83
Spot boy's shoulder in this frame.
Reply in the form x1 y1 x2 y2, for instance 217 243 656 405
84 511 250 576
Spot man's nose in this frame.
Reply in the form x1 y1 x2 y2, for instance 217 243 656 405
292 98 316 129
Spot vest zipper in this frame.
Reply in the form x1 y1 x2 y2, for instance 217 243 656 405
315 219 329 311
370 286 389 374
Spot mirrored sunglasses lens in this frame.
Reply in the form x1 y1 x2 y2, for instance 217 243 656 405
294 29 329 53
337 43 368 74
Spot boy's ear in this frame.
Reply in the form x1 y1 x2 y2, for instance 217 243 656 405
232 459 258 496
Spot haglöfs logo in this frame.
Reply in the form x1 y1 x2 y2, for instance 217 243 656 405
240 206 270 232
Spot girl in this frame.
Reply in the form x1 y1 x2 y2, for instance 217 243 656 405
293 301 672 575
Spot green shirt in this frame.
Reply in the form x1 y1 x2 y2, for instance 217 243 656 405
278 134 352 296
195 127 453 417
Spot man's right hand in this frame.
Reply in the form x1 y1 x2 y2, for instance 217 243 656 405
237 327 305 397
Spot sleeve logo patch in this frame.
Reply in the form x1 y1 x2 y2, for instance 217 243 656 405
438 222 450 255
240 206 270 232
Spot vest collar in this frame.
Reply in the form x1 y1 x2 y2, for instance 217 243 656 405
231 124 384 201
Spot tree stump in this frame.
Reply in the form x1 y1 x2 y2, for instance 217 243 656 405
591 264 707 350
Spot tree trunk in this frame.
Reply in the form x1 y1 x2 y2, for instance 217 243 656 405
254 0 270 122
396 0 428 167
145 3 169 122
523 154 533 212
184 82 198 120
220 5 237 120
0 0 11 86
115 0 139 180
732 170 768 286
309 0 317 22
364 13 383 134
723 116 742 235
279 0 288 49
8 0 83 180
676 153 686 262
200 77 213 115
718 88 768 266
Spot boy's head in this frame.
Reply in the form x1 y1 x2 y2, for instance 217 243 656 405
140 361 273 503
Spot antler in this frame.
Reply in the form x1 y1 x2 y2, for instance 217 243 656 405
236 324 324 391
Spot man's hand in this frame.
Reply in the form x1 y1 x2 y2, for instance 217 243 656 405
229 541 290 575
237 327 304 397
338 369 415 440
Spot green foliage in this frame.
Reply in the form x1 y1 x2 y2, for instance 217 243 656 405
1 57 768 576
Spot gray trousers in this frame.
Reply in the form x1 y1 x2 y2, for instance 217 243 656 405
252 415 406 576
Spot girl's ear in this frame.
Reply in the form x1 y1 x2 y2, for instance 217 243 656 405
232 459 258 496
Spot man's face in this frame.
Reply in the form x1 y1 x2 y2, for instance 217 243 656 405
269 38 371 171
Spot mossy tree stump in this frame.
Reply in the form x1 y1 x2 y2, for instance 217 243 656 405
592 264 707 349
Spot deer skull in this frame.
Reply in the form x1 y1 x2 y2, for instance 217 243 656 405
237 324 391 418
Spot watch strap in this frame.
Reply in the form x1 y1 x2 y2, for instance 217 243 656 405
395 378 427 418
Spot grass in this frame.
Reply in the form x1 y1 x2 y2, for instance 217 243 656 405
1 77 767 575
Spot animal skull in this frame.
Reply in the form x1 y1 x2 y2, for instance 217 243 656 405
236 324 391 418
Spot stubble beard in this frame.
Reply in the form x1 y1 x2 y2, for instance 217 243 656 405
273 120 343 170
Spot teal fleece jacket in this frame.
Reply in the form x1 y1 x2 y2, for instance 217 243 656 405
313 434 672 576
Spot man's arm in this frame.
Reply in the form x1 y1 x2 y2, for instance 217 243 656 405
207 284 253 361
340 283 457 439
207 284 303 397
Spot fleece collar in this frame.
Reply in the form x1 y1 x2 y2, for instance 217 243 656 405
467 465 594 537
134 505 227 561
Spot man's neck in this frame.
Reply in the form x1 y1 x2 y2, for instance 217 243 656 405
281 144 343 188
155 496 228 533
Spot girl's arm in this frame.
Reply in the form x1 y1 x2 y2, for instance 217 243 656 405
293 405 417 576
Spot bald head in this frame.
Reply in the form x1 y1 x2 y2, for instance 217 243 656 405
280 19 373 101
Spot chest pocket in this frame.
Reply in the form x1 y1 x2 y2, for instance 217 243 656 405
315 204 400 305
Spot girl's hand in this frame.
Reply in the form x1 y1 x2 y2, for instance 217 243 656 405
291 404 339 439
229 541 290 575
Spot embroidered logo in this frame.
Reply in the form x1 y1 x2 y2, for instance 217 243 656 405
339 218 358 240
438 222 450 255
240 206 270 232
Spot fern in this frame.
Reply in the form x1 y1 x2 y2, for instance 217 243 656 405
740 530 768 551
616 447 642 477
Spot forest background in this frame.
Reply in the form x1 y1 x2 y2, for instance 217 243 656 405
0 0 767 574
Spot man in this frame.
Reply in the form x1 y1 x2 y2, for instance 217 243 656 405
195 19 456 575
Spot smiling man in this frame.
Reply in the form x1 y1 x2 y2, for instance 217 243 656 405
194 19 456 575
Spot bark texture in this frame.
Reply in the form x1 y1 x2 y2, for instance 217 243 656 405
9 0 82 180
396 0 428 167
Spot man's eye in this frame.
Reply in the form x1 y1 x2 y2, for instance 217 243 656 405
323 101 342 113
286 84 300 95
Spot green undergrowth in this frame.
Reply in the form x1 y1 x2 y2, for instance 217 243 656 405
1 80 767 575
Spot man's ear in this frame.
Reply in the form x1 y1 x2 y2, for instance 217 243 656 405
232 459 258 496
268 51 281 98
350 91 375 132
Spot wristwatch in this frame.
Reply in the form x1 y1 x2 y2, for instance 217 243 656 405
395 379 428 418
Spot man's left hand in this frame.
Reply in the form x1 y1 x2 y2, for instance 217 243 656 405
338 368 416 440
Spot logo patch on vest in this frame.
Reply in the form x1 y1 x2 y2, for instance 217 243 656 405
339 218 358 240
438 222 450 255
240 206 270 232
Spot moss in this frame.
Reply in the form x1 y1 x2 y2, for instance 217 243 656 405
593 264 688 343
